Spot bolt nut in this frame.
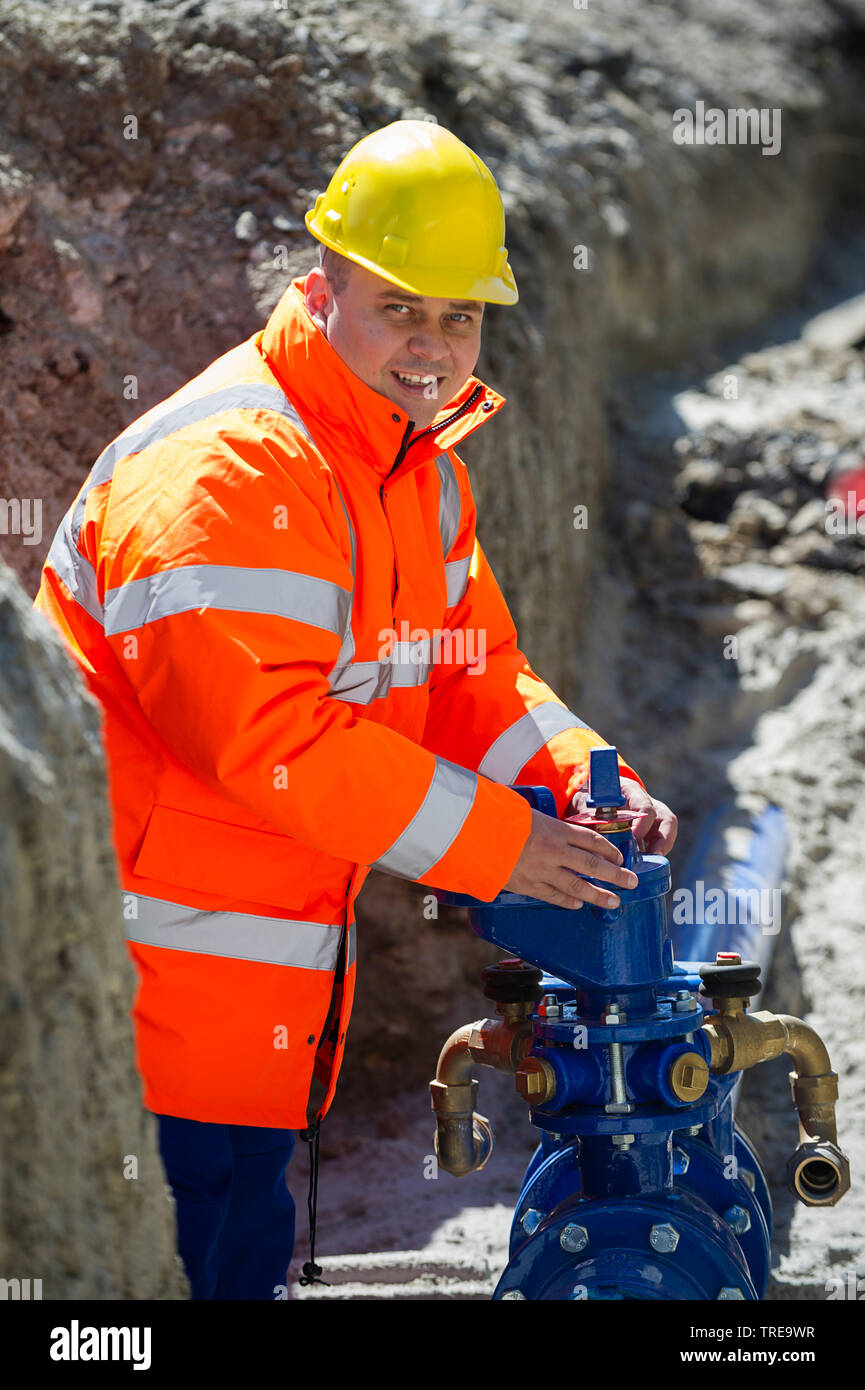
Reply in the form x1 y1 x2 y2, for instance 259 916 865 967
611 1133 635 1148
718 1287 745 1300
515 1057 556 1107
538 993 562 1019
501 1289 526 1300
520 1207 545 1237
604 1004 628 1025
559 1223 590 1254
649 1222 680 1253
724 1204 752 1235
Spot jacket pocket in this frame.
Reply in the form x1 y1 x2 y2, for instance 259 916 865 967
132 803 325 911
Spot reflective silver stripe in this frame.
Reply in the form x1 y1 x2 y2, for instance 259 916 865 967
437 454 470 607
103 563 351 637
325 465 357 676
435 452 461 557
70 383 313 546
445 555 471 608
45 506 103 624
346 918 357 969
478 705 592 783
124 894 342 970
278 391 359 684
372 756 477 879
329 640 432 704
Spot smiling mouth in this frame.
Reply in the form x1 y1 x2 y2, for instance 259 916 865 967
391 370 444 395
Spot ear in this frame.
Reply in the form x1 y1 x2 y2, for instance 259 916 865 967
304 265 333 335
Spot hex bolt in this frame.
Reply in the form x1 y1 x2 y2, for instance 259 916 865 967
605 1011 633 1116
724 1205 752 1235
604 1003 628 1025
649 1223 680 1253
605 1038 635 1114
539 993 561 1019
718 1287 745 1300
501 1289 527 1300
674 990 697 1013
559 1223 590 1254
611 1133 635 1148
687 1125 701 1137
520 1207 545 1237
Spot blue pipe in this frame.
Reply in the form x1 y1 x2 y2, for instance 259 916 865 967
671 798 787 979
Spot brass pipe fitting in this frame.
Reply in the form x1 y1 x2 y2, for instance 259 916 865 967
430 1014 534 1176
430 1076 493 1177
434 1023 477 1087
668 1050 710 1103
776 1015 837 1144
468 1015 534 1074
702 1008 788 1075
702 1005 850 1207
515 1056 557 1107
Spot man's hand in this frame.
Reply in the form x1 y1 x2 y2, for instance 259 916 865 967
503 809 639 910
566 776 678 856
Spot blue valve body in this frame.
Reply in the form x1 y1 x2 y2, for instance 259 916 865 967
434 750 773 1301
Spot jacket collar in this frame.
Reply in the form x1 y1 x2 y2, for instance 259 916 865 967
258 274 506 481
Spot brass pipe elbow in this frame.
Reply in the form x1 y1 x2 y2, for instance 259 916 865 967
775 1015 837 1144
435 1023 478 1087
702 1006 850 1207
430 1014 533 1177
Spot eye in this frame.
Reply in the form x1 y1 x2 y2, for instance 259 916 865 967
386 302 411 314
448 312 472 324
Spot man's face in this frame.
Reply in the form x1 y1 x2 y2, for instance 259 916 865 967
304 258 485 430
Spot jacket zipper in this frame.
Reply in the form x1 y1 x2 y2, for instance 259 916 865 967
380 383 485 604
386 382 485 482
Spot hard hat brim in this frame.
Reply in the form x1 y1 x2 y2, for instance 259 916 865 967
307 216 519 306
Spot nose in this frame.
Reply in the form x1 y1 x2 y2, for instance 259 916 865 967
406 323 448 363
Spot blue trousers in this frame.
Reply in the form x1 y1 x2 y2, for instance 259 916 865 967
156 1114 297 1300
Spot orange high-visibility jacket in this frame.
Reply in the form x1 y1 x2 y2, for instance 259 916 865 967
33 273 645 1129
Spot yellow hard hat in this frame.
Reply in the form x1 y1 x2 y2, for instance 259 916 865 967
305 119 518 305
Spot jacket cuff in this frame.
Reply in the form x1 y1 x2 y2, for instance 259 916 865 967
416 776 533 902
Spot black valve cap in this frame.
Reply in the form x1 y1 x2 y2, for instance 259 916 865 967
481 957 544 1004
698 958 762 1001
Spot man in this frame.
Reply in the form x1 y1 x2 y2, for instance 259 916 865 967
33 119 676 1299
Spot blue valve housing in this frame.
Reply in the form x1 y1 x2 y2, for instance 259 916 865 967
434 748 773 1301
